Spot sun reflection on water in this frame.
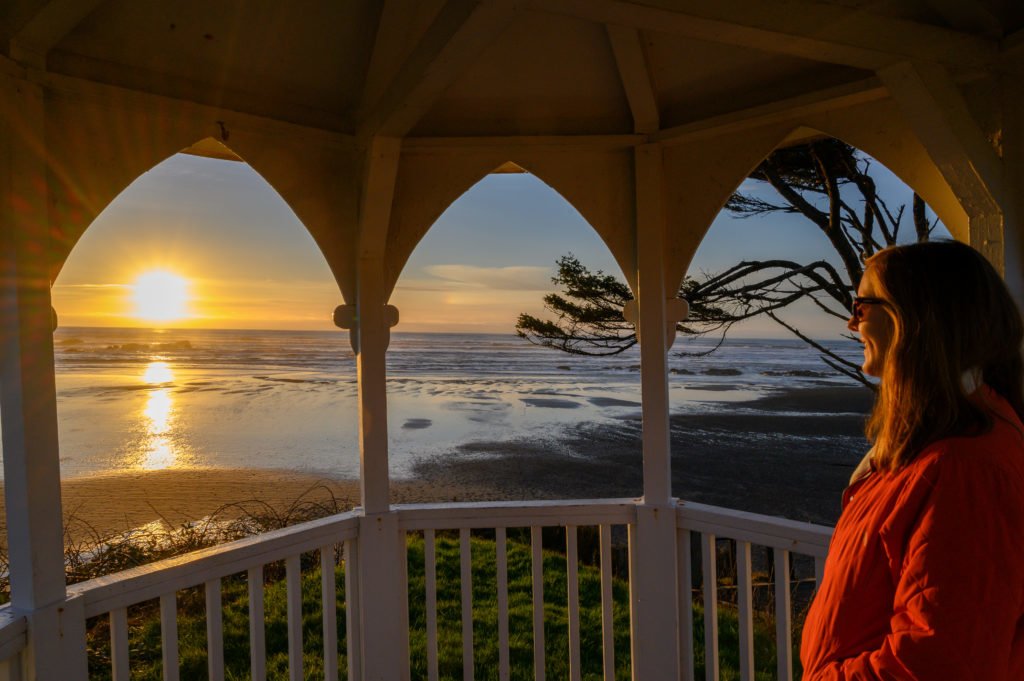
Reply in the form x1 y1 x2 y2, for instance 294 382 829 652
144 436 177 470
144 389 172 434
139 361 181 470
143 361 173 384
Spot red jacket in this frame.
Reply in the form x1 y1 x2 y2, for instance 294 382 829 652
801 387 1024 680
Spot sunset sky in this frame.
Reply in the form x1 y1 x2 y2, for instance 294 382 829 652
51 152 941 337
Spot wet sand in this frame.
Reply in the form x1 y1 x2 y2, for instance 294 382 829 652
6 384 872 542
411 384 873 525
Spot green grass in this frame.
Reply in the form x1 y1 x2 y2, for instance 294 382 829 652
405 532 632 680
82 532 791 680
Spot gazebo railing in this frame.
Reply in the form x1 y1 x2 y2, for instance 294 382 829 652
395 499 637 681
67 511 361 681
25 498 831 680
0 607 27 681
677 502 833 681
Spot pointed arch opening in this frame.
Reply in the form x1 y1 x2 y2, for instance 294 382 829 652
42 149 361 558
387 165 645 502
666 134 954 526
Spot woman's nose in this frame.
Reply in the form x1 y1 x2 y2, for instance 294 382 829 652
847 314 859 333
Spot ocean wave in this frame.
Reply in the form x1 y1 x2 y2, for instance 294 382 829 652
105 340 194 352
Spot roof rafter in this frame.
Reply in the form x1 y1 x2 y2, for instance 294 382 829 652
357 0 523 139
531 0 997 72
9 0 105 69
360 0 444 116
651 77 887 145
1002 28 1024 68
606 24 659 134
878 61 1002 215
921 0 1002 37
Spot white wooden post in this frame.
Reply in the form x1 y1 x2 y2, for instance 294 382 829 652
628 144 680 680
350 138 409 681
355 511 409 681
0 74 88 681
355 259 394 516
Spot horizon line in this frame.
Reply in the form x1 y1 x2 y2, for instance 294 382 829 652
54 324 854 343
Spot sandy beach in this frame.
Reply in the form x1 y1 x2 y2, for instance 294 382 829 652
19 384 873 545
3 469 501 545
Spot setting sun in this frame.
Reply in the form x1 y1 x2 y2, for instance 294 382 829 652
132 271 190 322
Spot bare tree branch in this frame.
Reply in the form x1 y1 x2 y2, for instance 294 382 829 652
516 138 937 386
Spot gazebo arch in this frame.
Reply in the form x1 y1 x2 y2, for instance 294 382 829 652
43 97 362 302
383 151 637 298
661 97 991 294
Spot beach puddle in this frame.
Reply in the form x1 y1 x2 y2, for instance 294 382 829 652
520 398 580 409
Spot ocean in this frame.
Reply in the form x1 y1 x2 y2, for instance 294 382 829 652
0 328 865 481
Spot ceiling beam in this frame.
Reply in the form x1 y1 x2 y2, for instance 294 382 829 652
402 133 644 151
651 77 887 145
606 24 659 134
360 0 444 115
357 0 523 139
531 0 997 72
1001 28 1024 68
9 0 105 69
400 79 887 151
20 67 354 149
878 61 1002 216
921 0 1002 37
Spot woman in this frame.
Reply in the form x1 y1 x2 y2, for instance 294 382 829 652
800 240 1024 680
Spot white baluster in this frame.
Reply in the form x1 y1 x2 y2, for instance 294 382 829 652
702 533 718 681
205 579 224 681
321 546 338 681
460 528 474 681
110 607 129 681
736 542 754 680
566 526 581 681
496 527 510 681
599 525 615 681
344 540 361 681
775 550 793 681
286 555 303 681
531 526 545 681
248 566 266 681
425 529 439 681
160 593 179 681
677 529 695 681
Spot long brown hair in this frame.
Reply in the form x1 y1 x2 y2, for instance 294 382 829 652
865 241 1024 472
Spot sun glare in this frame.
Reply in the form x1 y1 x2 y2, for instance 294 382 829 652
132 271 190 322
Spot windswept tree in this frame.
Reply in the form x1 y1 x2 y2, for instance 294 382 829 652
516 138 937 386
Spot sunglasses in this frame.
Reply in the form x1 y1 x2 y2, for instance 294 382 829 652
850 296 888 322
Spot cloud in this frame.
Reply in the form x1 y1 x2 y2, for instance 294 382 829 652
419 265 551 291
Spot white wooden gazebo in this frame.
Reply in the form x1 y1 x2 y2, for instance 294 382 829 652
1 1 1021 679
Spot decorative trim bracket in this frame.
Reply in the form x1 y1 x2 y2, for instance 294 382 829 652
333 304 400 354
332 304 400 330
622 298 690 349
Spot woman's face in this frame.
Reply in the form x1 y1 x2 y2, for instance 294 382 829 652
848 267 894 377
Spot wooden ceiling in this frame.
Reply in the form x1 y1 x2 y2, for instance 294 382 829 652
2 0 1019 141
